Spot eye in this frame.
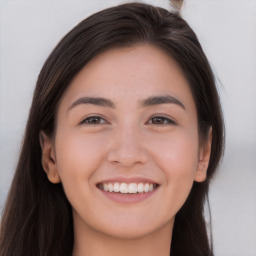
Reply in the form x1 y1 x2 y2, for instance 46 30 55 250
148 116 176 125
80 116 107 126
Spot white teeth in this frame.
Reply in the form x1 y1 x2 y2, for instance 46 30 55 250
100 182 157 193
128 183 137 194
103 183 109 192
108 183 113 192
137 183 144 193
120 183 128 193
144 183 149 193
114 182 119 192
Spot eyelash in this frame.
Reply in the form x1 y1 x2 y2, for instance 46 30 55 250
80 115 176 126
80 116 108 126
147 116 176 126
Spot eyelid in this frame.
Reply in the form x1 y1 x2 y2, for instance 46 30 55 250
147 114 177 125
78 114 177 126
79 115 109 125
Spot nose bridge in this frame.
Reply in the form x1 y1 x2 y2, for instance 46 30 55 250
107 121 148 166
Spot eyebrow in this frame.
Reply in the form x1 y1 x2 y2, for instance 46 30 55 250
68 95 186 111
68 97 115 111
139 95 186 110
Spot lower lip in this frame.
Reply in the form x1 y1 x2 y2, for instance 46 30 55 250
98 188 158 204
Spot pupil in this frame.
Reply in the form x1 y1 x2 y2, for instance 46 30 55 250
153 117 163 124
89 117 99 123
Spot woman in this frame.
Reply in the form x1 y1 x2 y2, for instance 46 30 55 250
0 2 224 256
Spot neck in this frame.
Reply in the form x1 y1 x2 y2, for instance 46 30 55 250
72 216 174 256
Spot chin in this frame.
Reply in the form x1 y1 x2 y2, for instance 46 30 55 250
91 214 174 240
100 225 158 240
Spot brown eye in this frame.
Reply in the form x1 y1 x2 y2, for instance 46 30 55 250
149 116 176 125
81 116 106 125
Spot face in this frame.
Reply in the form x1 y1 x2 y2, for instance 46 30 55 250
41 45 211 240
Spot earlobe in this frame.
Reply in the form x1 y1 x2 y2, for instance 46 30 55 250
195 127 212 182
39 131 61 184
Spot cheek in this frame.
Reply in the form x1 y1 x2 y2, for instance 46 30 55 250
164 136 198 177
150 127 199 171
54 128 105 195
148 129 199 208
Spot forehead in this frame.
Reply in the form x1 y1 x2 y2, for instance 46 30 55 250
58 44 196 112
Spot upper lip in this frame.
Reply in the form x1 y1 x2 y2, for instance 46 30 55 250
96 176 159 185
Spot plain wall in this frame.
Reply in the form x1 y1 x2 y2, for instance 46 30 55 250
0 0 255 255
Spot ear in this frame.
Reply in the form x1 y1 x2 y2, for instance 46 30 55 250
194 127 212 182
39 131 61 184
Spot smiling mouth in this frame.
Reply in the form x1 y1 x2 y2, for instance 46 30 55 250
97 182 159 194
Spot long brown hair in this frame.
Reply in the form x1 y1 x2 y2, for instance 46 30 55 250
0 3 224 256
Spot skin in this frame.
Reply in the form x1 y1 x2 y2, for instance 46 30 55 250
40 45 212 256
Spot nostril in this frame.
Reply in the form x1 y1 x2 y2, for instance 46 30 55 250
107 149 149 167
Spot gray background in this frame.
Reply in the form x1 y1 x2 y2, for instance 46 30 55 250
0 0 255 255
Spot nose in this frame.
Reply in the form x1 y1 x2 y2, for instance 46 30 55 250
107 124 149 167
